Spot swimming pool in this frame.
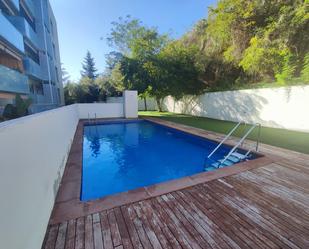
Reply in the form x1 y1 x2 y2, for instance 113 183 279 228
81 120 254 201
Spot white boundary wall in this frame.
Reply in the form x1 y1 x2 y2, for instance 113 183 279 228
139 86 309 132
78 103 124 119
124 90 138 118
0 93 137 249
0 105 79 249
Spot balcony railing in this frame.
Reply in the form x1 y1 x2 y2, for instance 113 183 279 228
6 15 41 49
0 11 24 52
24 0 36 17
23 57 47 81
10 0 20 11
0 65 29 94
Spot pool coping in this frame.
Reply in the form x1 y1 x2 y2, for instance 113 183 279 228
49 117 273 224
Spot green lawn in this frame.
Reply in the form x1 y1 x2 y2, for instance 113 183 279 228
139 111 309 154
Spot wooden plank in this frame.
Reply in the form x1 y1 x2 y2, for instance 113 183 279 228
260 164 309 190
137 201 174 249
55 222 68 249
155 196 203 249
75 217 85 249
120 206 144 249
126 205 153 249
168 192 246 249
100 211 114 249
113 207 134 249
194 183 291 249
223 175 309 233
181 187 279 249
139 201 181 249
44 225 59 249
107 209 122 247
132 203 163 249
65 219 76 249
93 213 104 249
238 171 309 209
149 198 194 249
229 173 309 221
216 178 309 246
161 194 224 249
85 215 94 249
205 181 301 249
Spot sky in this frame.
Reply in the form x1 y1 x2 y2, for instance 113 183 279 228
49 0 217 81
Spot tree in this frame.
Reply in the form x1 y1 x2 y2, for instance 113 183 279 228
3 94 32 120
63 81 76 105
181 0 309 86
81 51 98 80
80 77 101 103
61 64 70 85
108 16 171 111
301 52 309 83
158 41 205 99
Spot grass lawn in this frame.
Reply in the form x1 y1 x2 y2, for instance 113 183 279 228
139 111 309 155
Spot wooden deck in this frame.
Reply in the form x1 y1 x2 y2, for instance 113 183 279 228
43 161 309 249
43 118 309 249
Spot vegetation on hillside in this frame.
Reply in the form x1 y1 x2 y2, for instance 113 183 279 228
64 1 309 107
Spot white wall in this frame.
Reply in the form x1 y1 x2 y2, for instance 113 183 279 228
106 96 123 103
124 90 138 118
159 85 309 132
138 97 157 111
78 103 124 119
0 105 79 249
0 98 138 249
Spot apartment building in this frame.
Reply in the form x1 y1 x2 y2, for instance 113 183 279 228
0 0 64 113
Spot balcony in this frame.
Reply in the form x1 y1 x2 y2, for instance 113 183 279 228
9 0 20 11
23 57 47 81
0 65 29 94
0 11 24 53
24 0 36 17
6 15 41 49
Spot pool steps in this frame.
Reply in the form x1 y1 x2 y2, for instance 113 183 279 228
205 121 261 170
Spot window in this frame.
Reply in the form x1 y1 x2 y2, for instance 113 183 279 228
0 46 24 73
35 81 44 95
29 78 44 95
55 66 59 82
0 0 16 15
50 19 54 35
20 2 36 31
24 42 39 64
57 88 61 104
52 43 56 58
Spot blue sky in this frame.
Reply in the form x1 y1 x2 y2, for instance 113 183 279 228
49 0 217 81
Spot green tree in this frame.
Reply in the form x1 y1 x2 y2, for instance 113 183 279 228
80 77 101 102
63 81 76 105
108 16 170 110
3 94 32 120
81 51 98 79
301 52 309 83
61 64 70 84
182 0 309 86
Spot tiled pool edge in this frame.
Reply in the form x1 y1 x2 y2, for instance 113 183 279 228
49 118 273 225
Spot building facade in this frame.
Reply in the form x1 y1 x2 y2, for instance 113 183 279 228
0 0 64 113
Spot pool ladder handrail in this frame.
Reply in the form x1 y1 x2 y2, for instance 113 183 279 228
207 121 245 160
218 123 261 167
87 113 98 125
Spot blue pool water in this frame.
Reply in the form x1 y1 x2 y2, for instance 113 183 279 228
81 120 241 201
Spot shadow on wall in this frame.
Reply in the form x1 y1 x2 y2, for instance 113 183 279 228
161 91 283 129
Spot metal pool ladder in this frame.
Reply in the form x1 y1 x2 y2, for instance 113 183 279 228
205 121 261 170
